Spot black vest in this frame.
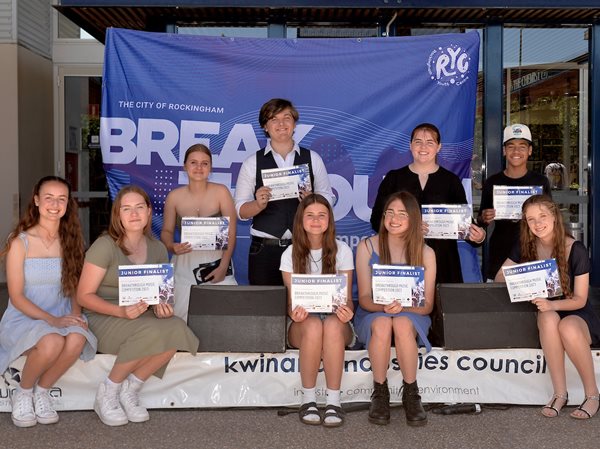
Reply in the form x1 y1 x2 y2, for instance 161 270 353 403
253 147 315 237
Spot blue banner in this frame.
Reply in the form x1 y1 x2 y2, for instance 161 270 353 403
101 28 480 283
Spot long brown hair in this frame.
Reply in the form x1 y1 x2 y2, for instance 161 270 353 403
108 185 153 255
291 194 337 274
378 191 424 266
520 194 571 296
2 176 84 298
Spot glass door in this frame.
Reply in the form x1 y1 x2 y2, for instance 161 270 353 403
503 27 590 246
58 67 109 247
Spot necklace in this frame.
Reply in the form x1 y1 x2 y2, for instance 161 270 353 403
309 250 322 267
41 235 58 250
38 226 58 250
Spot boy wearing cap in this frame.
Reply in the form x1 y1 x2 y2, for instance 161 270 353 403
478 124 551 280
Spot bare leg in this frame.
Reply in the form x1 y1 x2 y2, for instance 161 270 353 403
392 316 418 384
558 316 600 418
38 334 86 388
20 334 65 389
321 316 352 390
368 317 393 384
537 311 568 416
288 316 323 388
108 349 177 383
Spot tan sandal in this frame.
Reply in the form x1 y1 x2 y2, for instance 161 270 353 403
570 395 600 420
541 393 568 417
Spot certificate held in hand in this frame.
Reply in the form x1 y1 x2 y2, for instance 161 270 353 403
261 164 312 201
493 186 543 220
180 216 229 250
291 273 347 313
502 258 562 302
118 263 174 306
421 204 472 240
371 264 425 307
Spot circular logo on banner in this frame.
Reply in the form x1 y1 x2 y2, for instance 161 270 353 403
2 367 21 388
427 44 471 87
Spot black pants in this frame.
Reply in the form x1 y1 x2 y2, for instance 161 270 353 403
248 239 289 285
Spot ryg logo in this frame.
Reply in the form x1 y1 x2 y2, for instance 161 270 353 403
428 44 471 87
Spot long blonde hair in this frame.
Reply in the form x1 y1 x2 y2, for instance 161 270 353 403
520 194 571 296
378 191 424 266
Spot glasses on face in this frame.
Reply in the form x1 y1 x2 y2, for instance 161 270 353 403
412 139 438 148
120 204 148 215
383 210 409 220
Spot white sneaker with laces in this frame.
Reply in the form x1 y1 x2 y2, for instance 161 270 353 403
11 390 37 428
94 382 128 426
119 379 149 423
34 389 59 424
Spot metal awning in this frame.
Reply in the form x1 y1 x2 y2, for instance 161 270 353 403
55 1 600 43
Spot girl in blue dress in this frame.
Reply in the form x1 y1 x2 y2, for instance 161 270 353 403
0 176 97 427
355 191 436 426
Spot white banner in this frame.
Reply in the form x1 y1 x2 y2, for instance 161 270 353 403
2 348 600 411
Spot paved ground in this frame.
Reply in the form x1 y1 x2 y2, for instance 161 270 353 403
1 404 600 449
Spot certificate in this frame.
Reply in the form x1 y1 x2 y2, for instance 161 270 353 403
421 204 472 240
502 258 562 303
493 186 543 220
291 274 347 313
180 216 229 250
372 264 425 307
261 164 312 201
118 264 174 306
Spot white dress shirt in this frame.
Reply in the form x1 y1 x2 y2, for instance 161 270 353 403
234 141 334 239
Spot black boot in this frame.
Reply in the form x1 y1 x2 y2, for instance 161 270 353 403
368 380 390 425
402 380 427 426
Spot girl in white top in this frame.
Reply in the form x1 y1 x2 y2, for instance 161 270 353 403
280 193 354 428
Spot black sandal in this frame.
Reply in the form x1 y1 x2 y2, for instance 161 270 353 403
570 395 600 420
322 404 345 428
299 402 322 425
541 393 568 417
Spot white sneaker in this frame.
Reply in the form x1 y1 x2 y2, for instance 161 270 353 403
11 390 37 428
119 379 149 423
34 390 59 424
94 382 128 427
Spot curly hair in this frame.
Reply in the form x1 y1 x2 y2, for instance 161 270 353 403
520 194 571 297
291 194 337 274
107 185 153 255
378 191 424 266
1 176 84 298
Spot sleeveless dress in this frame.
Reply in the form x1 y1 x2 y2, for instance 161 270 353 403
172 213 237 321
354 238 432 352
0 233 97 374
